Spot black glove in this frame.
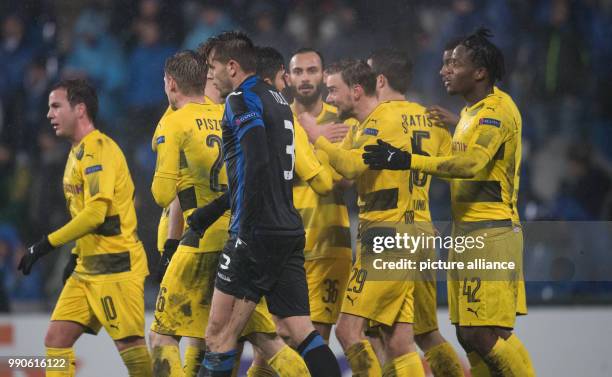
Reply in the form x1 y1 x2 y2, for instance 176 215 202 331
187 192 229 237
18 236 54 275
363 139 411 170
62 254 78 284
156 239 179 282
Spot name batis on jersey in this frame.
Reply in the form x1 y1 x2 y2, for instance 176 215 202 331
269 90 289 106
401 113 433 133
196 117 222 131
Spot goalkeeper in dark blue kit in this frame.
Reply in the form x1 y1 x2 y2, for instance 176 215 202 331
188 32 341 377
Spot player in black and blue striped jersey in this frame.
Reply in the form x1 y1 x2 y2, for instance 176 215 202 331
190 31 341 377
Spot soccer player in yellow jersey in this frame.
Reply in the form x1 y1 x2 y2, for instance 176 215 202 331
150 51 292 377
365 48 465 377
363 29 535 377
300 60 425 377
288 48 353 341
18 79 152 377
155 72 223 261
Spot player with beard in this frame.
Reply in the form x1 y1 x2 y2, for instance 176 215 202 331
288 48 354 342
363 29 534 377
300 59 425 377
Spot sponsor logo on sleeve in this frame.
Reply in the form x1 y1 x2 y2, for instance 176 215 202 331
478 118 501 127
364 127 379 136
156 135 165 144
235 112 258 126
85 165 103 175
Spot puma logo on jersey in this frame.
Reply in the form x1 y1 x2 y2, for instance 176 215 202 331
467 307 480 318
346 295 357 306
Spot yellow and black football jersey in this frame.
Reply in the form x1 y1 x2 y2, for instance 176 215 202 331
291 103 352 260
317 101 417 224
155 105 175 253
448 88 521 223
395 100 452 223
54 129 148 282
152 101 229 252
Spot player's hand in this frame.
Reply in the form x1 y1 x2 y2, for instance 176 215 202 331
156 239 179 283
297 113 323 143
62 254 78 285
426 105 459 128
363 139 411 170
18 236 54 275
320 123 350 143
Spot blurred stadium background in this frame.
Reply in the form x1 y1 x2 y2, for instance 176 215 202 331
0 0 611 375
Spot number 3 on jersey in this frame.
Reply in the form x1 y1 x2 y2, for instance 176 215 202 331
284 119 295 180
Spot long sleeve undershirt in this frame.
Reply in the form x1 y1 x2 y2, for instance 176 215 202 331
48 199 109 247
314 136 368 180
411 147 492 179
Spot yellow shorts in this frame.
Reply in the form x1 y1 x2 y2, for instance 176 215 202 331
340 251 414 327
51 275 145 340
305 258 351 325
413 279 438 335
448 226 526 328
151 248 275 338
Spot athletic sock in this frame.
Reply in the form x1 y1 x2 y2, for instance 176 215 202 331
506 334 536 377
151 345 182 377
483 338 530 376
381 352 425 377
230 346 243 377
183 345 205 377
246 364 276 377
345 339 382 377
467 351 491 377
297 330 341 377
202 349 237 377
424 342 465 377
46 347 75 377
268 345 310 377
120 345 153 377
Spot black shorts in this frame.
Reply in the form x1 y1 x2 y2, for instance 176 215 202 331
215 230 310 318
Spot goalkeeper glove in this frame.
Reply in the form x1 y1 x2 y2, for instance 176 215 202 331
156 239 179 282
363 139 411 170
62 254 78 285
18 236 54 275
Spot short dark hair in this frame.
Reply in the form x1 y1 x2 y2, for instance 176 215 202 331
256 46 285 82
460 28 505 83
202 31 257 73
291 47 325 69
368 48 413 94
326 59 376 96
164 50 207 95
51 79 98 122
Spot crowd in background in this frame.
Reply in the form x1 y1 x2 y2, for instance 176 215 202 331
1 0 611 312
